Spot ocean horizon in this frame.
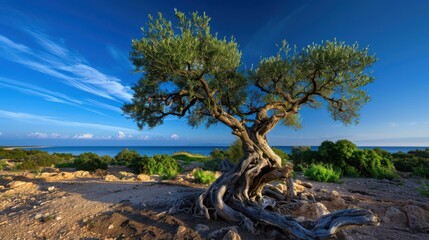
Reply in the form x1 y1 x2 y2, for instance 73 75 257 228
21 145 429 157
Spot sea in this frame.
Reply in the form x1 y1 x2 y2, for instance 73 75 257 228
24 146 429 157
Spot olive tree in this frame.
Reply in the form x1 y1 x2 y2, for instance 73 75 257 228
124 10 379 239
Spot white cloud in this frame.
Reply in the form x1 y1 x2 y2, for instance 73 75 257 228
138 135 150 140
117 131 126 139
73 133 93 139
28 132 48 138
50 133 66 139
0 109 139 133
170 134 180 140
0 32 132 102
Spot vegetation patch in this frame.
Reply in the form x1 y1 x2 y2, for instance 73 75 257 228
304 164 341 183
193 169 217 184
172 152 210 165
129 154 181 179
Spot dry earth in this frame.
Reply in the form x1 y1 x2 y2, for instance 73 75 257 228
0 166 428 240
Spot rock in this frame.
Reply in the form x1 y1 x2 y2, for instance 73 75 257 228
215 171 222 179
403 205 429 232
104 174 119 181
293 183 305 192
8 181 35 190
35 213 43 219
0 221 7 226
382 207 407 226
321 197 348 211
331 190 340 198
45 172 75 182
0 185 4 190
108 224 114 230
73 170 90 177
136 174 151 181
295 179 302 184
208 226 239 240
300 181 313 188
47 186 56 192
119 171 134 177
222 229 241 240
342 195 356 202
55 216 62 220
195 224 209 233
176 225 187 235
296 202 330 220
177 177 184 182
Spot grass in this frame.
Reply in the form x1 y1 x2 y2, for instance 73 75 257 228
172 152 210 165
304 164 341 183
417 181 429 197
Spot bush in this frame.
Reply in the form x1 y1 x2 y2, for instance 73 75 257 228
304 164 341 182
412 166 429 178
15 150 64 171
210 148 226 159
129 154 181 179
193 169 216 184
418 181 429 197
344 165 360 177
202 158 222 171
291 146 318 170
114 148 141 165
272 147 289 166
73 152 108 171
224 139 243 164
172 152 209 164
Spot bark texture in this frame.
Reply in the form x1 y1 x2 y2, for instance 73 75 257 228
193 138 380 239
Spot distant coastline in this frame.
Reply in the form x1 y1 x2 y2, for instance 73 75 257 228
7 145 427 157
1 146 48 150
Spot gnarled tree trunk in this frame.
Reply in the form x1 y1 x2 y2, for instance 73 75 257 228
193 132 380 239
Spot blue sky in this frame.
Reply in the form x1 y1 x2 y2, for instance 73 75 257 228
0 0 428 146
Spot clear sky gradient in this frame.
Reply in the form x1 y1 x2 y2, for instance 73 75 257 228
0 0 428 146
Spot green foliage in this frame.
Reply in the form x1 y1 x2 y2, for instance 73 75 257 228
0 160 7 170
272 147 289 166
224 139 243 164
73 152 108 171
291 146 318 170
392 149 429 177
210 148 226 159
202 158 222 171
304 164 341 183
344 165 360 177
129 154 181 179
0 148 27 160
114 148 141 165
193 169 217 184
418 181 429 197
15 150 64 171
172 152 210 165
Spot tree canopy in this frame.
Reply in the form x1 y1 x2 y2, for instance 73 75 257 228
124 10 376 141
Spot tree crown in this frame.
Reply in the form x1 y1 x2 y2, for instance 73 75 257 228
124 10 376 136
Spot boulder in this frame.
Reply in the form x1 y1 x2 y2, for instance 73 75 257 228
136 174 151 181
403 205 429 232
104 174 119 181
381 207 407 226
73 170 90 177
119 171 134 177
295 202 330 220
7 181 35 190
300 181 313 189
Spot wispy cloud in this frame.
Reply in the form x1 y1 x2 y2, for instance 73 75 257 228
170 134 180 140
388 122 398 128
28 132 49 139
0 109 138 133
0 31 132 102
73 133 93 139
107 45 132 68
86 99 123 113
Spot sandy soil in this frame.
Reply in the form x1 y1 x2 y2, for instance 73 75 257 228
0 166 428 240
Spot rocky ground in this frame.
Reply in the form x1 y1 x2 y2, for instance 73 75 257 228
0 166 428 240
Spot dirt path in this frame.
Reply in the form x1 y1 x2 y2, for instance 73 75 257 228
1 169 428 239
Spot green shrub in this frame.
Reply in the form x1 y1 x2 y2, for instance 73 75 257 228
114 148 140 165
129 154 181 179
210 148 226 159
304 164 341 182
202 158 222 171
272 147 289 166
412 166 429 178
15 150 64 170
73 152 108 171
224 139 243 164
418 181 429 197
193 169 216 184
291 146 317 170
0 160 7 170
344 165 360 177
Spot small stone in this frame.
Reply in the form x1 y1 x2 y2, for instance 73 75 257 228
331 190 340 198
108 224 114 230
300 182 313 188
136 174 151 181
35 213 43 219
55 216 62 220
295 179 302 185
104 174 119 181
0 221 8 226
176 225 187 234
47 186 56 192
0 186 4 190
195 224 209 232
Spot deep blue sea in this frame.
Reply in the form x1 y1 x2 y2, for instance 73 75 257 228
24 146 429 157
